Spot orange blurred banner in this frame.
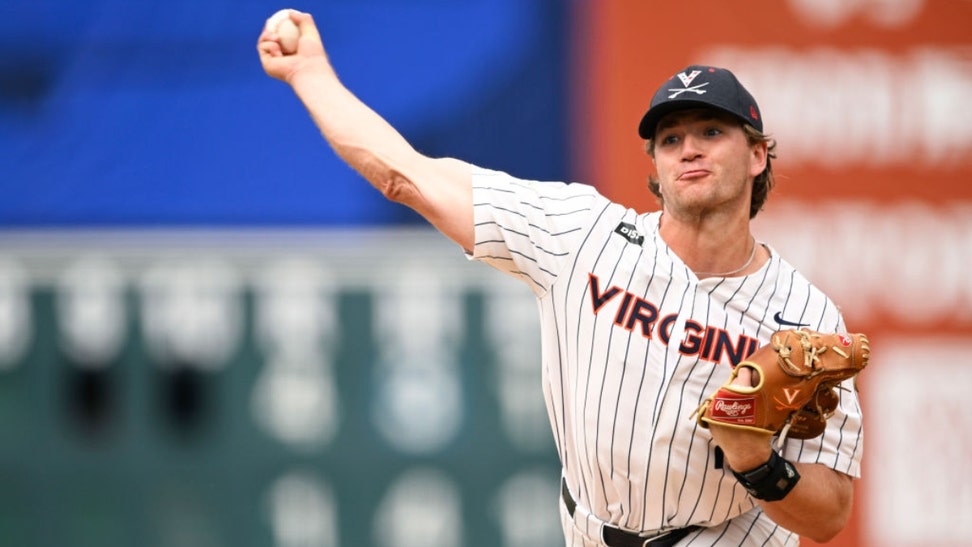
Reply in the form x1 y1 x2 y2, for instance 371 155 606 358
572 2 972 545
573 0 971 206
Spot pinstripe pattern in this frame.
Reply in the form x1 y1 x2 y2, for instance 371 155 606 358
471 167 863 546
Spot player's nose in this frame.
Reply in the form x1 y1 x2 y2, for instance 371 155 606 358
679 134 704 160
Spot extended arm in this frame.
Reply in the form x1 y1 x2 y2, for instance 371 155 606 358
257 10 475 251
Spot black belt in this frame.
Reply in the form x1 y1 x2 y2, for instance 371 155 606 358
561 479 700 547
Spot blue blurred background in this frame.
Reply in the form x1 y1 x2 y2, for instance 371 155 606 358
0 2 574 546
0 0 571 226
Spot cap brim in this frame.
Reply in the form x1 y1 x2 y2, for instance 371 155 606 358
638 100 744 139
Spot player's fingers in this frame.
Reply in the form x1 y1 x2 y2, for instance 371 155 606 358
257 39 282 59
256 23 281 49
734 367 750 386
733 366 758 388
291 11 322 43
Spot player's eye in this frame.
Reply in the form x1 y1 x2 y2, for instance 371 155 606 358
659 134 679 146
704 127 723 137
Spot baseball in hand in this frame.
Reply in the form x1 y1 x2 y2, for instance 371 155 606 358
266 9 300 54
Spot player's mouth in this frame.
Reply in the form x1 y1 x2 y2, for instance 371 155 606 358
678 169 711 181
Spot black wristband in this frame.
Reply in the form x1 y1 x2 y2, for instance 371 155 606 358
731 450 800 501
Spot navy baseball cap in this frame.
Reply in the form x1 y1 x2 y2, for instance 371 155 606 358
637 65 762 139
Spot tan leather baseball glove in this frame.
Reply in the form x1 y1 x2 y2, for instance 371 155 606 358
693 329 870 446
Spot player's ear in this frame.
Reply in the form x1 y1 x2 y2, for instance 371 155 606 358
749 141 768 178
644 139 656 162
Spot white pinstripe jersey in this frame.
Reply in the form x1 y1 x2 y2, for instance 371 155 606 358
469 167 864 546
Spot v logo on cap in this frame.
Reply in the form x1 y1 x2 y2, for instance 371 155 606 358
637 65 764 139
677 70 702 86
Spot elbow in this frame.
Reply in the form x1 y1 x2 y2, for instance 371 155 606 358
805 492 853 543
805 523 845 544
790 470 854 543
820 510 852 543
378 171 419 206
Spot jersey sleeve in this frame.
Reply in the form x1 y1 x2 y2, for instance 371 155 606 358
469 166 607 296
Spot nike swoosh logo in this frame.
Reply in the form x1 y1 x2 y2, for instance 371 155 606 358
774 312 809 327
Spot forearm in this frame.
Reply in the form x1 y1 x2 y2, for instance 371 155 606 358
285 62 475 249
288 63 422 199
721 442 853 543
757 461 853 543
711 432 854 543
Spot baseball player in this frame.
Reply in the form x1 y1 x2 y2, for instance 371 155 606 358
258 11 865 546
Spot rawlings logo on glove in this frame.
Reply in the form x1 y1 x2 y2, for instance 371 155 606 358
693 329 870 446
